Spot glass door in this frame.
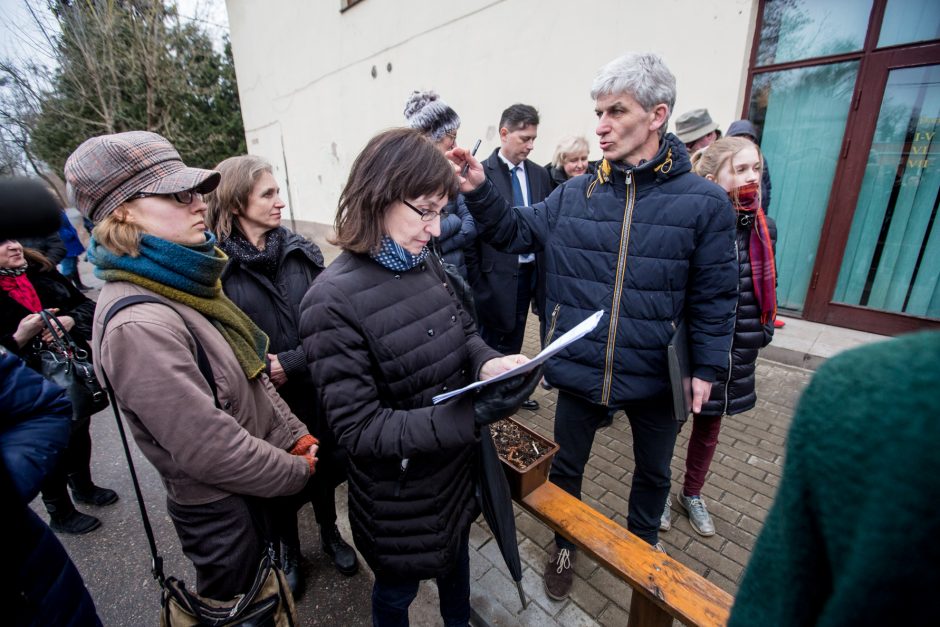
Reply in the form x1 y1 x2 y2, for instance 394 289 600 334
807 43 940 333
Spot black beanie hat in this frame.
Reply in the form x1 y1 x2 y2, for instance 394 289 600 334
0 178 62 241
403 90 461 142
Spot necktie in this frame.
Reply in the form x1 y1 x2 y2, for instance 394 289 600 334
510 165 535 264
510 165 525 207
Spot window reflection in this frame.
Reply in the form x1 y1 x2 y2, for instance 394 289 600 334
878 0 940 48
757 0 871 66
749 62 859 309
835 65 940 317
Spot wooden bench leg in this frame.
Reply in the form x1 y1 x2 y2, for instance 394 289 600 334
627 591 673 627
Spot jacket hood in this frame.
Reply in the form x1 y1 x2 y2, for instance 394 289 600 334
279 227 325 268
727 120 758 140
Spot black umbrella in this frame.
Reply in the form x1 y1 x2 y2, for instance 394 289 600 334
477 424 527 609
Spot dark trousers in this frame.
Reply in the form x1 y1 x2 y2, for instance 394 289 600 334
480 261 536 354
273 472 337 551
681 414 722 497
167 494 265 600
371 532 470 627
550 390 677 545
40 416 93 511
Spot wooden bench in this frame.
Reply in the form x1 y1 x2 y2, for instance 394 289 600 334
520 482 733 627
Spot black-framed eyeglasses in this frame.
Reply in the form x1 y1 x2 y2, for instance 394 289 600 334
131 190 203 205
402 199 448 222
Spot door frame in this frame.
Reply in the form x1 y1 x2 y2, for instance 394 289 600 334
803 41 940 335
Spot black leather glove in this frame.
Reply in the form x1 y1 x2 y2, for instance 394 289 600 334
473 366 543 425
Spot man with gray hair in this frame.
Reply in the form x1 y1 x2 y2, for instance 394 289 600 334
449 52 737 600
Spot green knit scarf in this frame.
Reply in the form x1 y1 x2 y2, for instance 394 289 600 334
89 233 269 379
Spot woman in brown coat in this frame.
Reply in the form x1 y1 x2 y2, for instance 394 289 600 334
64 130 317 602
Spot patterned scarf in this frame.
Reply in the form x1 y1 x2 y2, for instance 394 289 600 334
370 235 429 272
0 262 42 312
730 182 777 323
220 228 284 280
88 233 269 378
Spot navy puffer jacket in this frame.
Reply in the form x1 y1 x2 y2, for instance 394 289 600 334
700 216 777 416
464 134 738 406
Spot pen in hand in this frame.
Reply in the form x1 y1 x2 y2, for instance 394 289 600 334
461 139 482 178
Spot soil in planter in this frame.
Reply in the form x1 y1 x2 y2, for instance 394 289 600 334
491 419 549 470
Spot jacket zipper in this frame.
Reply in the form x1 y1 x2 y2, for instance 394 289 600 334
601 171 635 405
720 237 741 415
543 304 561 345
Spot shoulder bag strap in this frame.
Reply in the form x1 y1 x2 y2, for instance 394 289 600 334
98 294 221 585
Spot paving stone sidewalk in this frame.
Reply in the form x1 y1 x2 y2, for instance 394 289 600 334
464 318 813 626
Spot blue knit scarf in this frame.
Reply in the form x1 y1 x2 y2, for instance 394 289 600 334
370 235 429 271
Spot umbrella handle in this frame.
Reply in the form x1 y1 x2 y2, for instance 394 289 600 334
516 580 528 609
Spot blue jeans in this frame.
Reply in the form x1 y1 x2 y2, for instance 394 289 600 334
549 390 677 546
371 532 470 627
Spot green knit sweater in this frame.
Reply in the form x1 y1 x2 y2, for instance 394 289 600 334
729 331 940 626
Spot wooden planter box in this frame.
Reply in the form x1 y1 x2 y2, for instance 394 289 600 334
495 417 560 501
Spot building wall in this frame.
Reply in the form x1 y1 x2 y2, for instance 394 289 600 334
225 0 758 229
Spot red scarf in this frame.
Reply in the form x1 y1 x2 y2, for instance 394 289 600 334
730 182 777 323
0 272 43 313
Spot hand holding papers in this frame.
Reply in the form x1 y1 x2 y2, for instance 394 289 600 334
433 310 603 404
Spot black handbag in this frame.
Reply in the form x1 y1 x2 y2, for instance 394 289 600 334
37 309 108 419
100 295 298 627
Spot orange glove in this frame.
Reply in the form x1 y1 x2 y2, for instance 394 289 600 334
290 434 319 474
290 434 318 455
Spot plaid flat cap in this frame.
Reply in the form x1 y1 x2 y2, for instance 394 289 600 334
64 131 221 222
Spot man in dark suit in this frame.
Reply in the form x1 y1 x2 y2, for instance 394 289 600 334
470 103 551 410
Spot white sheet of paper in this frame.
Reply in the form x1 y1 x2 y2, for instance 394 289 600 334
432 310 604 404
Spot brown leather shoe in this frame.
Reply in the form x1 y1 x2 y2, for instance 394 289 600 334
543 544 576 600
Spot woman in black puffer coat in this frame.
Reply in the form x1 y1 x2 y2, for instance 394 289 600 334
206 155 357 594
661 137 777 539
299 128 538 626
0 242 117 535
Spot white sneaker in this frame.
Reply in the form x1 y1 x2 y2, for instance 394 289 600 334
678 492 716 537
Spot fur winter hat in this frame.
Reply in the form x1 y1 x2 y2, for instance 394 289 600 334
403 90 460 142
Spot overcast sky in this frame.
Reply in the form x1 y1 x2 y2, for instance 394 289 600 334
0 0 230 62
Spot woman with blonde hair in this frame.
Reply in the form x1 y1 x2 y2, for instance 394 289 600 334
661 136 777 538
545 135 590 190
65 131 317 602
205 155 357 595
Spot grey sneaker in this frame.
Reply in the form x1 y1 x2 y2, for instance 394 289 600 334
659 496 672 532
678 493 716 537
653 541 667 554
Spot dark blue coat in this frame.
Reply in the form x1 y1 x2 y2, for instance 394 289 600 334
2 348 102 626
467 150 552 333
464 134 738 407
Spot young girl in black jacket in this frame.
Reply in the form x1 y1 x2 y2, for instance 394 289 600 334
661 137 777 538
